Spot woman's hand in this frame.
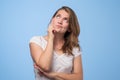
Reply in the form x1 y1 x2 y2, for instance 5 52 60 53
43 72 56 79
47 22 56 40
34 64 45 76
43 72 65 80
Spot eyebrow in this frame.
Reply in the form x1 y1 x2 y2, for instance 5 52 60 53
56 13 69 19
56 14 61 16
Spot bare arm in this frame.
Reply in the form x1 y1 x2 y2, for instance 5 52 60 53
29 37 54 72
29 25 55 72
41 55 83 80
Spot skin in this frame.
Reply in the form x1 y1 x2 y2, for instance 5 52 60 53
29 9 83 80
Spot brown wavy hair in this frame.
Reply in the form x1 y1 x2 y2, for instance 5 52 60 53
51 6 80 55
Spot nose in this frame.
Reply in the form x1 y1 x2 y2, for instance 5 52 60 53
58 19 62 25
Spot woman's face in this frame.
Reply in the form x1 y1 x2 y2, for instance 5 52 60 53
51 9 70 34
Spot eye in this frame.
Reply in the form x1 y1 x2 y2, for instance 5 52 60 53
56 14 60 19
63 18 69 23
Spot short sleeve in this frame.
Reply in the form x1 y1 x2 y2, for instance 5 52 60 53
72 47 82 57
29 36 42 46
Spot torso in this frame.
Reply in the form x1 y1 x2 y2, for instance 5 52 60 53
29 36 81 80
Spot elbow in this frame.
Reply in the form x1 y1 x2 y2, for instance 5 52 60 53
43 67 51 72
76 76 83 80
36 62 51 72
75 73 83 80
79 74 83 80
78 77 83 80
41 65 51 72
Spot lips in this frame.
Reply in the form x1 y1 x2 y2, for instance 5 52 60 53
56 25 62 28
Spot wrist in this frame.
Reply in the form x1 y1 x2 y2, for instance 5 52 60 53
54 73 59 79
48 36 54 41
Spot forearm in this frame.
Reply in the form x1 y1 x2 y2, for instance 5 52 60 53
55 73 83 80
37 38 54 71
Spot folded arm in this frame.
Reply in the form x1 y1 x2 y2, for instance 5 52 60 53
55 55 83 80
35 55 83 80
29 37 54 72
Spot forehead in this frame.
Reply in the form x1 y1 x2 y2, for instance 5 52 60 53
56 10 70 18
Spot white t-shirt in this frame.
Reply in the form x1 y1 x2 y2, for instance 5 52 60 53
29 36 82 80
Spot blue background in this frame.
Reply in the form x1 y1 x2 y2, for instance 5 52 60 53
0 0 120 80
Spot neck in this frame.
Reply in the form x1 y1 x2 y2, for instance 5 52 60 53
54 33 65 51
54 33 64 43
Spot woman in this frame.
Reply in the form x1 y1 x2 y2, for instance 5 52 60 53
29 6 83 80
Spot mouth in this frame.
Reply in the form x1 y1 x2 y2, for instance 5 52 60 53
56 25 62 28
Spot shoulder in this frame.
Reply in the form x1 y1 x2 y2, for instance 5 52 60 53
72 47 82 57
29 36 45 46
29 36 41 43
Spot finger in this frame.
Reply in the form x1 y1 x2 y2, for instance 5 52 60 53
33 63 36 66
34 64 44 72
38 71 43 75
49 20 54 30
34 64 40 70
48 24 53 32
34 64 38 69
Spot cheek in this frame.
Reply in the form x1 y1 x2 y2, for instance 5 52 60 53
51 19 57 27
64 23 69 29
51 18 55 25
63 25 69 32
